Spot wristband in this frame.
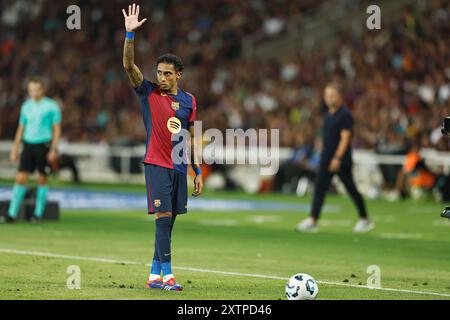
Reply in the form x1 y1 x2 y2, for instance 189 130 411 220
194 167 202 176
125 31 135 40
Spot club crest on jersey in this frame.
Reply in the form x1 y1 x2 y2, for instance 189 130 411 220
154 199 161 207
171 101 180 110
167 117 182 134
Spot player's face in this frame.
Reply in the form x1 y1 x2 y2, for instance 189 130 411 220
27 82 45 101
324 86 342 109
157 63 181 92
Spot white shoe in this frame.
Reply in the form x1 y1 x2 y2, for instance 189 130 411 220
353 219 375 233
296 218 319 233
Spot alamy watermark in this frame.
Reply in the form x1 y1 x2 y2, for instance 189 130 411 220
66 265 81 289
366 265 381 289
66 5 81 30
366 5 381 30
170 121 280 176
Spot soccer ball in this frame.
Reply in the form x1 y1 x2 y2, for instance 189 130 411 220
285 273 319 300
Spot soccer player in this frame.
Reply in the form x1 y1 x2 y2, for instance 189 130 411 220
296 82 374 233
122 3 203 291
1 77 61 224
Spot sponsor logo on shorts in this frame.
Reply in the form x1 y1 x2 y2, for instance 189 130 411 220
154 199 161 207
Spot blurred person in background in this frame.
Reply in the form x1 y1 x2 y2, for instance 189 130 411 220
296 82 374 233
1 77 61 224
273 136 322 195
395 140 437 201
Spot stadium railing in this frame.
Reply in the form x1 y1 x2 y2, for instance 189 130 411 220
1 140 450 192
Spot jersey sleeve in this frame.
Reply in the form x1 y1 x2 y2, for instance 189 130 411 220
52 102 62 125
340 111 353 131
188 95 197 124
134 78 155 98
19 102 27 125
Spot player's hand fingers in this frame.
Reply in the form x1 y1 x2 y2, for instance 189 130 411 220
192 182 200 197
122 9 127 19
136 5 140 17
128 5 131 16
10 151 17 163
132 3 136 15
195 180 203 196
194 181 199 194
138 18 147 26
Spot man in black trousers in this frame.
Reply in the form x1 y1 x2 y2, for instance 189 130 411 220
297 82 374 233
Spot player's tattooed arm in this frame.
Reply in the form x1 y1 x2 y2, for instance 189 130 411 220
122 3 147 88
123 39 143 88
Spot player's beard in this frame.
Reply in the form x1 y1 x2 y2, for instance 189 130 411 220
159 83 169 92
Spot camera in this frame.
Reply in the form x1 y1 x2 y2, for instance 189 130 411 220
441 117 450 136
441 117 450 219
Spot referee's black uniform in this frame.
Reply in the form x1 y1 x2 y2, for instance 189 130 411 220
311 105 367 220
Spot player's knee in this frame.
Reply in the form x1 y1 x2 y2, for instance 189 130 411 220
36 174 48 185
16 172 28 185
155 212 172 219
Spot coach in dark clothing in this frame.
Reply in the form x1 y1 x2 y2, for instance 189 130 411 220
297 82 374 233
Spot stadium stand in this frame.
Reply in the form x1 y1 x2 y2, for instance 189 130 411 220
0 0 449 193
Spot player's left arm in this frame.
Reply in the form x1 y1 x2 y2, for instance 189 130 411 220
189 124 203 197
329 129 352 172
188 95 202 196
48 105 62 164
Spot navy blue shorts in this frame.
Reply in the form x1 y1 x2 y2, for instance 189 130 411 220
144 164 188 215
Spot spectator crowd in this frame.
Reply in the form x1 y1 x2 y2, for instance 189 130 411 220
0 0 449 160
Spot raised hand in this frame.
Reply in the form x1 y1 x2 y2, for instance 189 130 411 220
122 3 147 32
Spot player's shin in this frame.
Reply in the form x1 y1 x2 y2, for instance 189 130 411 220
34 185 48 218
8 184 27 219
155 216 173 282
149 244 161 281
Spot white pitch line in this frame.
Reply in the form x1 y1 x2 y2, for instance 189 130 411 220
0 248 449 298
379 233 423 240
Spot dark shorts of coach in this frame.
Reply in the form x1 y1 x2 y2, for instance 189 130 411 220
19 142 51 175
144 164 188 215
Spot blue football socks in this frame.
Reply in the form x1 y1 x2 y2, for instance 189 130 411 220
155 216 173 280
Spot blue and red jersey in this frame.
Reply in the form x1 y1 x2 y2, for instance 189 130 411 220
134 79 196 174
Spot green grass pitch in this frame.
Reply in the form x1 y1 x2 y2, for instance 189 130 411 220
0 183 449 300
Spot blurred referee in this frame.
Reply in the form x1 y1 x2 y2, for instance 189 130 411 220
0 78 61 223
296 82 374 233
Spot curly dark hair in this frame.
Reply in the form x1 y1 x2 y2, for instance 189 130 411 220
156 53 184 73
